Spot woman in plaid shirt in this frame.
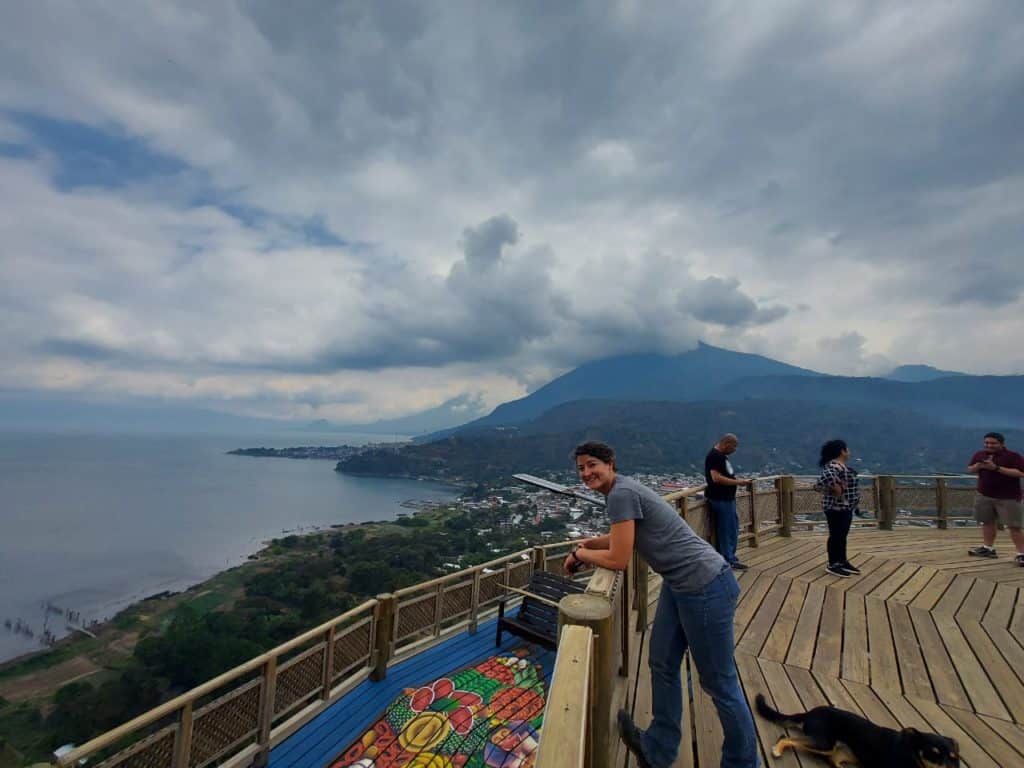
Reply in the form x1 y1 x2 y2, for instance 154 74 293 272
816 439 861 577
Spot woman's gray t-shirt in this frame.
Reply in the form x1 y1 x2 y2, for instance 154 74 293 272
606 475 727 592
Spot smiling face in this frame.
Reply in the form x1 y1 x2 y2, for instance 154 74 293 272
576 453 616 495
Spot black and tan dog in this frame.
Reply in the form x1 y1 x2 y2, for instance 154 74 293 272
755 694 959 767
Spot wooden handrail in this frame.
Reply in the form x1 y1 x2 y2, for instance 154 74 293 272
393 548 534 597
498 584 561 608
534 625 592 768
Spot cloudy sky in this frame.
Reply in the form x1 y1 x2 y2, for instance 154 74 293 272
2 1 1022 424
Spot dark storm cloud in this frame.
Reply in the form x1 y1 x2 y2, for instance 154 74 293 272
305 215 565 371
460 215 519 272
685 277 788 327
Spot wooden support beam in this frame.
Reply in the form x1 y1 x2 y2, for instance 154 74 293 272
171 700 193 768
777 475 795 537
468 569 481 634
321 626 336 701
254 657 277 768
533 545 547 573
371 593 396 681
876 476 895 530
748 489 760 547
936 478 949 530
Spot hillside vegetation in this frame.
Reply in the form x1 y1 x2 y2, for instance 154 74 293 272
340 398 1020 481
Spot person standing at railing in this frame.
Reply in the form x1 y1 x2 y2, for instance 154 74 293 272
565 441 758 768
704 433 754 571
816 439 861 578
966 432 1024 565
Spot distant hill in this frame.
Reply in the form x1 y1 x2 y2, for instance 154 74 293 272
718 374 1022 428
429 343 820 438
424 345 1020 443
338 398 1017 482
885 364 967 382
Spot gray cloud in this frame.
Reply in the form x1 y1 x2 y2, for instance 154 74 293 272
684 277 789 327
1 1 1023 422
460 215 519 272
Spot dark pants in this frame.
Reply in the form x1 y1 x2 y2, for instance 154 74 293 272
824 507 853 565
644 572 758 768
710 498 739 565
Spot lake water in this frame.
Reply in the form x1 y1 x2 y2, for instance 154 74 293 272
0 430 458 664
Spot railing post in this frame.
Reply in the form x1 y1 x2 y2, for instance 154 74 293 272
532 546 547 573
936 478 949 530
777 476 795 537
433 582 444 638
633 552 649 631
619 559 630 677
876 476 895 530
468 569 481 634
559 592 615 768
321 625 336 701
371 593 396 681
254 656 277 767
171 701 193 768
748 486 760 547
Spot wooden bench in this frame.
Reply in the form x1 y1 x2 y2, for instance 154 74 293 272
496 570 586 651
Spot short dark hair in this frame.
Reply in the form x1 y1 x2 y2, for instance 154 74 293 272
573 441 616 466
984 432 1006 445
818 439 847 468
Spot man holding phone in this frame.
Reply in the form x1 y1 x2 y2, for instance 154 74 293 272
967 432 1024 565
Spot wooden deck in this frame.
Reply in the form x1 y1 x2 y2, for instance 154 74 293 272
631 528 1024 767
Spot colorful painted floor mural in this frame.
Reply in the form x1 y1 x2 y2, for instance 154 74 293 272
330 649 546 768
269 619 555 768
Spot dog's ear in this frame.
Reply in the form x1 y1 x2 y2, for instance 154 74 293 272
901 727 920 739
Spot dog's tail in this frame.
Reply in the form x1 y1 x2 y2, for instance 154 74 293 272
755 694 807 727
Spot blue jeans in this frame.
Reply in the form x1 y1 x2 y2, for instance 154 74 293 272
642 571 758 768
710 498 740 565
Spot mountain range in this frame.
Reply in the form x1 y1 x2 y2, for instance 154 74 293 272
420 344 1013 441
336 344 1021 480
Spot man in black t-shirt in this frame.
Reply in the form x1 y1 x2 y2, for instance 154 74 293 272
704 433 753 570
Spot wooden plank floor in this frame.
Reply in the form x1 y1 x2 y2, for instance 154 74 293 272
630 528 1024 767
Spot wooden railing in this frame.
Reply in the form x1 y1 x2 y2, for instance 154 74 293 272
58 474 976 768
56 542 583 768
56 599 379 768
664 473 976 544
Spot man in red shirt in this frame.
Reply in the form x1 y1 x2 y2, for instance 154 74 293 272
967 432 1024 565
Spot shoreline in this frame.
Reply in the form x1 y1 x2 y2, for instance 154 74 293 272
0 495 457 677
